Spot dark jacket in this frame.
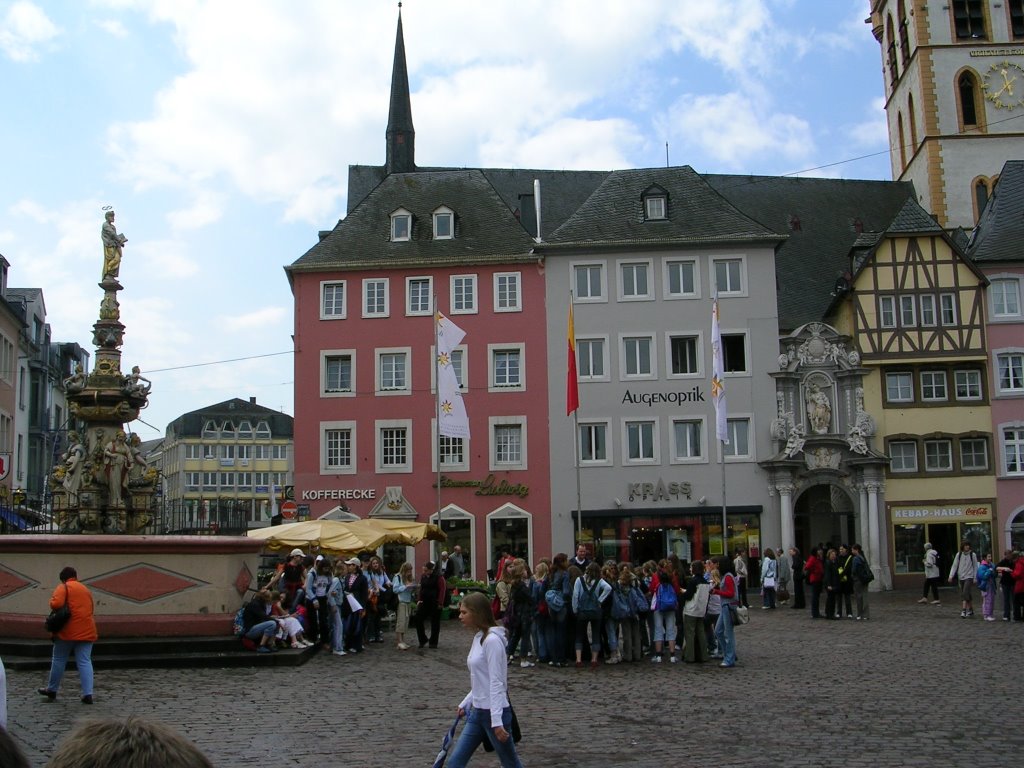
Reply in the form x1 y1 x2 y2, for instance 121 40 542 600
242 598 271 632
837 554 855 593
342 573 369 617
824 558 841 591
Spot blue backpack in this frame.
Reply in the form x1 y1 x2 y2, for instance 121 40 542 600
610 585 634 620
655 580 678 612
577 579 603 621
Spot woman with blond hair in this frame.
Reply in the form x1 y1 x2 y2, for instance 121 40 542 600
531 561 550 663
446 592 523 768
392 561 416 650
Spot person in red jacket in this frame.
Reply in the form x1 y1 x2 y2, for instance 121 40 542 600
38 566 98 704
1012 553 1024 622
803 548 825 619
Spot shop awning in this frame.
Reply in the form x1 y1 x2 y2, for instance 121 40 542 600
0 506 29 530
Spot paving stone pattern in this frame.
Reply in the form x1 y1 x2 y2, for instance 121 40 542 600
6 591 1022 767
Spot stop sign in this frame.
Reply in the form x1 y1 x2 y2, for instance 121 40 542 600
281 501 297 519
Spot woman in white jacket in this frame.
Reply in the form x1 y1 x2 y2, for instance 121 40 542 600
447 592 522 768
918 542 941 605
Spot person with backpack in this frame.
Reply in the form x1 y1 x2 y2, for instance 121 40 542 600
760 549 778 609
416 560 447 649
712 556 739 668
649 559 681 664
572 562 611 669
948 541 979 618
505 561 536 667
543 554 571 668
682 560 711 663
615 564 642 663
919 542 941 605
836 544 856 619
851 543 872 620
995 550 1017 621
804 548 825 618
975 555 996 621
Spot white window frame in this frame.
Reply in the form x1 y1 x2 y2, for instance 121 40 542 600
670 416 707 464
954 369 983 401
391 208 411 242
720 330 751 377
622 419 659 465
488 416 527 471
995 350 1024 394
889 440 918 472
485 504 534 574
185 444 202 460
886 372 914 403
990 276 1022 319
431 419 469 473
578 419 612 466
663 258 700 300
430 345 467 393
493 272 522 313
375 347 411 395
1000 423 1024 476
406 276 433 316
919 294 937 327
617 259 654 302
721 415 754 461
619 334 657 380
879 295 896 328
959 438 988 471
665 331 703 378
924 439 953 472
433 206 454 240
451 274 478 315
576 336 609 382
321 349 356 398
488 343 526 392
899 295 916 327
320 280 347 320
185 472 200 490
571 261 607 303
940 292 958 325
375 419 412 474
645 195 666 220
711 256 747 297
255 421 271 439
363 277 390 318
920 370 948 402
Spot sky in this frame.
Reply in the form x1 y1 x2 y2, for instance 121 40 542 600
0 0 895 440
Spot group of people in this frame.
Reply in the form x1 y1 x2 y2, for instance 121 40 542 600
241 548 449 655
800 543 874 620
923 542 1024 621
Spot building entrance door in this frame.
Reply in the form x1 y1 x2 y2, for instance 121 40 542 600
929 523 958 582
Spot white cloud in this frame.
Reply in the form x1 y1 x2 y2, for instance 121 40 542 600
664 92 815 171
848 96 890 149
130 238 200 279
219 307 288 333
0 1 58 62
96 18 128 38
166 189 225 231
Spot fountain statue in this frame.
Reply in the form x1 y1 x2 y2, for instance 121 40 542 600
48 209 158 534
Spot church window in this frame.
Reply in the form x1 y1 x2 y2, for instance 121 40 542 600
952 0 987 40
886 16 899 83
898 1 911 63
957 71 981 129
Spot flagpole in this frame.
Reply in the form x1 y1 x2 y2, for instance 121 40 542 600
566 293 582 548
573 409 582 547
711 291 730 560
721 442 728 557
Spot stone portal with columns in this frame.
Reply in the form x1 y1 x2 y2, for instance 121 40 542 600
761 323 891 588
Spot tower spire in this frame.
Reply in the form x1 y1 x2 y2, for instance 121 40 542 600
386 3 415 175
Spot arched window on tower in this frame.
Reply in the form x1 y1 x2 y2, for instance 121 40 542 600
897 112 907 170
973 176 997 223
898 0 911 64
957 71 983 130
886 16 899 84
908 93 918 148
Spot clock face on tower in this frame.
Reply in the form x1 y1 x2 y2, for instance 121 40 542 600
982 60 1024 110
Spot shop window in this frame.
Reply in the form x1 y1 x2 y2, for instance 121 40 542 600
487 506 531 575
893 524 925 573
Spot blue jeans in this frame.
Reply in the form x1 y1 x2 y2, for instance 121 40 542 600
715 604 736 666
532 615 548 661
47 640 94 697
330 607 347 652
447 706 522 768
545 611 566 663
244 620 277 643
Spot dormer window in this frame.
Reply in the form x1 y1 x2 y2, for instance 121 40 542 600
391 208 411 242
202 420 218 438
641 185 668 221
433 207 454 240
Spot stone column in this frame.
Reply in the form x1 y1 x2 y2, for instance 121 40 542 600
857 482 870 556
779 483 796 554
866 481 883 590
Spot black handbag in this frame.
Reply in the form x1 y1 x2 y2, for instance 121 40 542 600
44 583 72 634
481 697 522 752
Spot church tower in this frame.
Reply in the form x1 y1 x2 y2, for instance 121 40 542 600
869 1 1024 228
385 6 415 175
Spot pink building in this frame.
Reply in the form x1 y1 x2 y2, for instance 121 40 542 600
969 160 1024 553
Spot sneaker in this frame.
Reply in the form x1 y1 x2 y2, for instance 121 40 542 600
960 610 967 618
930 601 941 605
1003 617 1010 621
37 688 57 700
291 641 302 649
669 656 679 663
332 650 347 656
81 695 93 705
984 616 996 621
966 610 974 617
300 639 314 647
855 616 862 620
257 646 273 653
917 597 928 604
719 662 735 668
651 655 663 663
520 660 535 668
397 642 410 650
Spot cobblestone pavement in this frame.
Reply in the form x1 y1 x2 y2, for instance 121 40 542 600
5 590 1022 767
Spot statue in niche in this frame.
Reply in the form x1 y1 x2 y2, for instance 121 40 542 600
770 392 789 440
101 209 127 280
63 363 87 393
847 387 876 455
805 382 832 434
103 430 133 507
783 422 806 458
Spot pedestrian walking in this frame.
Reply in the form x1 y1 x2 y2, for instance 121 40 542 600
948 541 979 618
445 592 523 768
851 544 871 620
919 542 941 605
789 547 806 609
38 567 98 704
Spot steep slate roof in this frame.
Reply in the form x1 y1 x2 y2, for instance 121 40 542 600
968 160 1024 263
345 164 610 237
705 175 916 331
290 169 539 271
167 397 294 439
547 166 780 248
